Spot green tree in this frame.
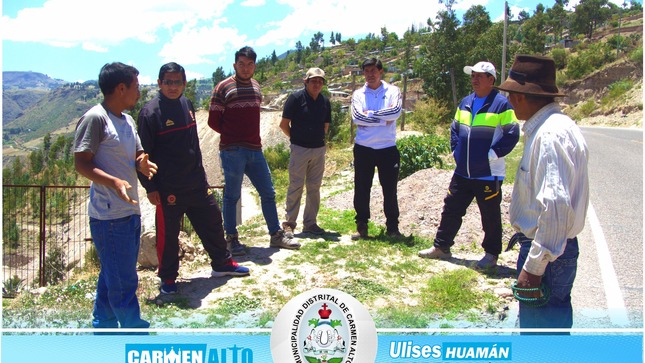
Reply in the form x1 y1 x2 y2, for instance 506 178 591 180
417 0 466 104
29 150 44 176
547 0 570 43
131 87 149 121
572 0 611 39
295 41 304 64
521 4 548 54
212 66 227 87
461 5 493 65
310 31 324 52
185 79 197 106
518 10 531 22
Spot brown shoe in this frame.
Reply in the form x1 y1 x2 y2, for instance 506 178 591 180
270 229 301 249
282 222 295 239
351 222 368 240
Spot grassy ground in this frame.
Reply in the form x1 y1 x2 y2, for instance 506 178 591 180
2 141 524 330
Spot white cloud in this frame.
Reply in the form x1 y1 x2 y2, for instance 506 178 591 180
1 0 234 51
138 75 155 86
82 42 108 53
253 0 441 50
241 0 266 6
158 18 248 66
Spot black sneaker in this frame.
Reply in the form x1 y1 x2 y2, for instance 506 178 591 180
387 229 403 238
160 281 178 294
351 222 369 240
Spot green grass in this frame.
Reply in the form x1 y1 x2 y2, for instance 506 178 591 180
2 136 515 329
503 138 523 185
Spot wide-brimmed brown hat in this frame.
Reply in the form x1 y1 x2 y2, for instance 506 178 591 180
495 54 566 97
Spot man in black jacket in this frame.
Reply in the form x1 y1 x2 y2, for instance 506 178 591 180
137 62 249 295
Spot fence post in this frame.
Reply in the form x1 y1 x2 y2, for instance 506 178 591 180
39 186 46 287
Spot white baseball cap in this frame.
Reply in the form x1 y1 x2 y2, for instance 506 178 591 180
304 67 326 82
463 61 497 80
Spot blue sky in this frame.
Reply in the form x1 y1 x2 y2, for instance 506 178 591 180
0 0 620 85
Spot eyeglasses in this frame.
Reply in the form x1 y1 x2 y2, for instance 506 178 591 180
161 79 184 86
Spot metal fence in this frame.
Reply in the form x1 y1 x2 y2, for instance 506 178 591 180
3 185 92 289
2 185 224 290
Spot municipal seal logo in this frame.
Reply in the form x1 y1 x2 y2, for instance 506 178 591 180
270 288 377 363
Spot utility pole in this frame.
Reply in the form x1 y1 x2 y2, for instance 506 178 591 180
450 68 458 108
401 71 408 131
502 1 508 83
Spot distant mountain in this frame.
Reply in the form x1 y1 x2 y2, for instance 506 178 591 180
3 71 71 126
4 84 101 143
3 71 68 90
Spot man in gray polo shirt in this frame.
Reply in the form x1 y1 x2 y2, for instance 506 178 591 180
74 62 157 329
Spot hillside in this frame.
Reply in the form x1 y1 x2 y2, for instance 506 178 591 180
3 85 102 145
2 89 49 125
2 71 67 90
2 7 642 161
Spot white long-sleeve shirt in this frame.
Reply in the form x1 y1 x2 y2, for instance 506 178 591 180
509 102 589 276
351 80 402 149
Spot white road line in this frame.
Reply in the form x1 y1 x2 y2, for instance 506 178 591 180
587 202 630 326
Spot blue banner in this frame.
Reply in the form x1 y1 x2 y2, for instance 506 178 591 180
2 333 642 362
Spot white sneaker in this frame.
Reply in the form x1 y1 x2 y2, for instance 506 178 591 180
418 247 452 259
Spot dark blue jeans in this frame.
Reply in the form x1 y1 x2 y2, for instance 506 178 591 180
220 147 280 236
517 234 579 333
89 215 149 329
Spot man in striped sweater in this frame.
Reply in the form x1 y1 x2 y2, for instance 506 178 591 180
208 46 299 254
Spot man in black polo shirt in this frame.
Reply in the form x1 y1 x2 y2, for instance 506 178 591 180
279 67 331 237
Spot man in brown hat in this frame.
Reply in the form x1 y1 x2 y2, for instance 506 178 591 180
280 67 331 237
496 54 589 331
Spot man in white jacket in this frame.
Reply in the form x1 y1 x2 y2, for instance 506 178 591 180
350 58 402 239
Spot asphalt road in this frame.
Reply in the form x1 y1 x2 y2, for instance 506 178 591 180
572 126 643 329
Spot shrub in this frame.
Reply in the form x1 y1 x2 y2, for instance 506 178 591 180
405 98 452 135
566 42 615 79
44 246 67 286
550 47 568 70
3 275 25 298
84 245 101 270
264 143 290 171
328 101 352 146
3 220 20 250
577 100 597 119
608 79 633 99
629 46 643 67
396 134 451 180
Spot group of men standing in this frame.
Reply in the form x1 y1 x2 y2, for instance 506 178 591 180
74 46 588 333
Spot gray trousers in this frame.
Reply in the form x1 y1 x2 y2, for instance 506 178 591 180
284 144 326 229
